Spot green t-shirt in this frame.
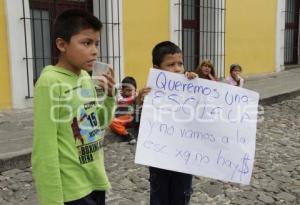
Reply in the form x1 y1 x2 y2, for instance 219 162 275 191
32 65 115 205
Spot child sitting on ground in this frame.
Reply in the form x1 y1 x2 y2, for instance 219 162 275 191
110 76 145 144
225 64 244 87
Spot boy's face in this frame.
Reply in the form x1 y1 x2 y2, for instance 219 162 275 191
158 53 184 73
57 28 100 73
121 85 136 98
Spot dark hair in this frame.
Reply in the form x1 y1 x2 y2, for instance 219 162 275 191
230 64 242 72
196 59 217 79
121 76 137 89
152 41 182 67
53 9 102 43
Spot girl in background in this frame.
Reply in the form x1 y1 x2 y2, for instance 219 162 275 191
225 64 244 87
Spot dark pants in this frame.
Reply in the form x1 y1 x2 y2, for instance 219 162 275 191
149 167 193 205
65 191 105 205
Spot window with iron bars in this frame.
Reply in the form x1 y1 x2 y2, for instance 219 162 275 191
174 0 226 78
21 0 122 98
284 0 299 65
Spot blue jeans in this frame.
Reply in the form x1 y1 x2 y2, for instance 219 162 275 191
149 167 193 205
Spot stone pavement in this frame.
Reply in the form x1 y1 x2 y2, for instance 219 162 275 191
0 109 32 172
0 96 300 204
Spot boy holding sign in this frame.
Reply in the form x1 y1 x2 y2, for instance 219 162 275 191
148 41 198 205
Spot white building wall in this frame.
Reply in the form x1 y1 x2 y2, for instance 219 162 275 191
5 0 33 108
276 0 286 71
170 0 182 48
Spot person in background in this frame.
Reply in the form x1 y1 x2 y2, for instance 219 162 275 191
110 76 144 144
195 59 218 81
224 64 244 87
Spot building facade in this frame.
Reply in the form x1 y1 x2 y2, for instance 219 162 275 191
0 0 11 109
0 0 299 109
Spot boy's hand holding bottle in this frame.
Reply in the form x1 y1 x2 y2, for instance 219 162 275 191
92 62 116 97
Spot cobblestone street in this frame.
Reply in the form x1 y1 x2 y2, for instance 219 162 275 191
0 96 299 205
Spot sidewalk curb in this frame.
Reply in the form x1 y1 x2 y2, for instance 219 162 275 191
1 89 300 172
0 134 122 172
0 149 32 172
259 89 300 105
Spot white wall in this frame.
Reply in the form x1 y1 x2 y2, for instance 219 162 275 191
170 0 182 48
275 0 286 71
5 0 33 108
214 0 225 78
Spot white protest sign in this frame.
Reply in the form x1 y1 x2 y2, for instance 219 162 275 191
135 69 259 184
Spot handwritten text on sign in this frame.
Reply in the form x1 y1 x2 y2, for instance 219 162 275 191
135 69 259 184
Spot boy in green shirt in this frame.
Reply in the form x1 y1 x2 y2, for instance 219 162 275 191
32 9 115 205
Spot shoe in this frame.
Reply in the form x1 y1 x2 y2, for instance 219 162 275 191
127 133 136 145
128 138 137 145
